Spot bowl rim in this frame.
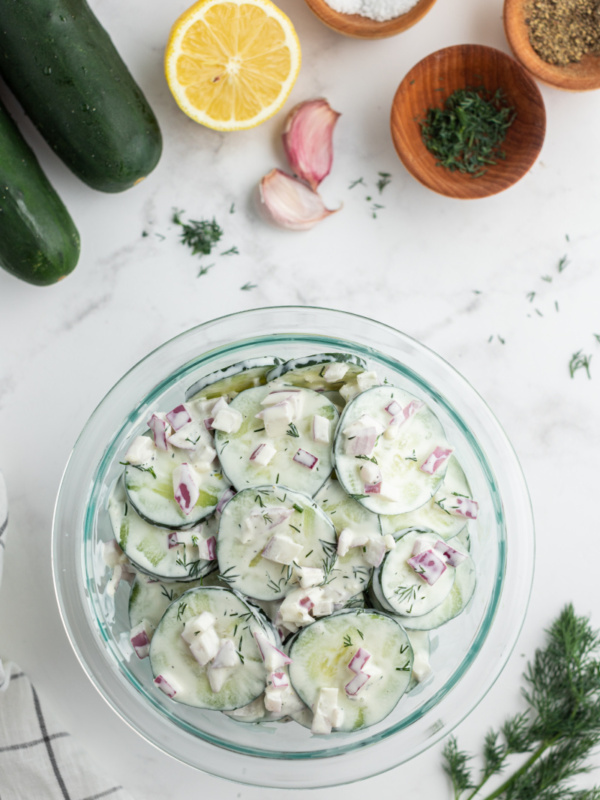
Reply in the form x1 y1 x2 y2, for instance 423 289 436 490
52 305 535 788
303 0 438 39
390 43 547 199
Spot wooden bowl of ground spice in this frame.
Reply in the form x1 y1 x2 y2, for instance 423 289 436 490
504 0 600 91
390 44 546 199
303 0 438 39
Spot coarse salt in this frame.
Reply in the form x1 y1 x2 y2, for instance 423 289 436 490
323 0 420 22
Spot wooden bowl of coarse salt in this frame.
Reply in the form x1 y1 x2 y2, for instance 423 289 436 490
504 0 600 91
303 0 438 39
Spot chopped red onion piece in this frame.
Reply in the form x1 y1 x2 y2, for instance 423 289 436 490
434 540 467 567
204 417 214 431
206 536 217 561
130 623 151 659
166 404 191 431
269 671 289 689
154 675 177 698
407 548 447 585
253 631 292 669
172 463 199 516
345 428 377 456
348 647 371 674
293 449 318 469
147 414 169 450
299 596 315 611
420 446 453 475
449 496 479 520
364 482 381 494
250 444 266 461
167 531 179 549
216 487 235 514
345 671 370 697
385 400 402 417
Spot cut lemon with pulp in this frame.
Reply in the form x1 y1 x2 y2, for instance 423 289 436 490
165 0 301 132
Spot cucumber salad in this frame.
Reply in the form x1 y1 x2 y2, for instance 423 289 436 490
104 353 479 735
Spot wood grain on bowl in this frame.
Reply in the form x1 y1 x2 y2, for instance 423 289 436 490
390 44 546 199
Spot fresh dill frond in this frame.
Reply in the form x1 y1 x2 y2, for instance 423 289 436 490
569 350 592 379
442 736 474 797
172 210 223 257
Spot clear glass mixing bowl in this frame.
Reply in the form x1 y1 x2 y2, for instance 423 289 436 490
52 306 534 788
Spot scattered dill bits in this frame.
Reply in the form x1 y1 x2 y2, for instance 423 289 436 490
420 87 516 177
221 246 239 256
541 274 553 282
197 264 214 278
526 291 536 303
376 172 392 193
229 202 235 214
240 282 257 291
443 604 600 800
594 333 600 343
569 350 592 379
349 177 366 189
558 254 570 272
172 210 223 257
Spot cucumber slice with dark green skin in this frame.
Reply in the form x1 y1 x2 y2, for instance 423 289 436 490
0 0 162 192
267 353 367 390
287 609 413 732
313 478 380 603
334 386 452 515
129 573 205 630
149 587 268 710
380 456 473 540
216 485 337 602
0 98 80 286
185 358 282 402
215 385 339 497
109 480 217 580
123 446 229 529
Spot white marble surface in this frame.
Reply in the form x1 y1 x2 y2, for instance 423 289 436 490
1 0 600 796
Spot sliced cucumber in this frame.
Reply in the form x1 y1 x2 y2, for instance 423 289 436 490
216 486 337 601
314 478 381 603
149 587 268 710
380 456 473 540
395 530 475 631
185 357 282 402
214 385 339 497
109 480 217 580
376 529 455 618
124 444 229 529
129 573 205 630
334 386 452 516
288 609 413 732
267 353 367 391
406 630 431 692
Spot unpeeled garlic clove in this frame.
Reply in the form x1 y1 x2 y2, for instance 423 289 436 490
282 99 341 191
259 169 339 232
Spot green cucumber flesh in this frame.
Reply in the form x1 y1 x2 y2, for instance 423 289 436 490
267 353 367 391
185 358 282 402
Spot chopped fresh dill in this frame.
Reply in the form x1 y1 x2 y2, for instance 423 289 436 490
160 586 175 602
197 263 214 278
558 255 569 272
355 454 378 464
240 282 257 291
221 246 239 256
376 172 392 193
349 177 366 189
286 422 300 438
293 503 303 513
176 602 187 621
395 585 418 603
541 275 552 283
594 334 600 343
229 203 235 214
527 291 536 303
356 628 364 640
172 210 223 257
569 350 592 379
405 449 418 462
289 524 301 533
343 634 353 648
119 461 156 479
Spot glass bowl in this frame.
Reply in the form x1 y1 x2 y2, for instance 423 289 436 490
52 306 535 788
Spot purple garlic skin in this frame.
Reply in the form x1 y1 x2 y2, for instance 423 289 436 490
282 98 341 191
259 168 338 231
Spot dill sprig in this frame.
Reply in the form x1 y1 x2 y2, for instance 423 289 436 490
172 210 223 257
443 604 600 800
570 351 592 379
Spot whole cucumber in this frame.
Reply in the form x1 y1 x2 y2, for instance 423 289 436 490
0 0 162 193
0 98 80 286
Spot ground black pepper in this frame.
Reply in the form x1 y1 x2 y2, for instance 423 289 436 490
527 0 600 66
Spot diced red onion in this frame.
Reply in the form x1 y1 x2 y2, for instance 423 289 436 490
407 549 447 585
173 463 199 516
147 414 169 450
420 446 453 475
364 482 381 494
154 675 177 698
385 400 402 417
253 631 292 668
299 596 315 611
450 496 479 520
166 404 191 431
206 536 217 561
216 487 235 514
345 671 370 697
293 449 318 469
348 647 371 674
204 417 214 431
130 624 151 659
434 540 467 567
167 531 179 549
250 444 266 461
345 428 377 456
269 671 289 689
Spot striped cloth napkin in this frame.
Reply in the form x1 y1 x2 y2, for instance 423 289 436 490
0 472 134 800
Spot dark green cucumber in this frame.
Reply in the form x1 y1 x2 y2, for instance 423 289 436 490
0 0 162 193
0 98 79 285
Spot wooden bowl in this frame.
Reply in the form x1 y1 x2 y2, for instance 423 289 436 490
504 0 600 91
303 0 438 39
390 44 546 199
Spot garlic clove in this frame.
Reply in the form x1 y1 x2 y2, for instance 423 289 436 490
259 169 339 231
282 98 341 191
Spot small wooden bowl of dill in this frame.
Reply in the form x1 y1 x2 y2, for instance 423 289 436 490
504 0 600 91
303 0 438 39
390 44 546 199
